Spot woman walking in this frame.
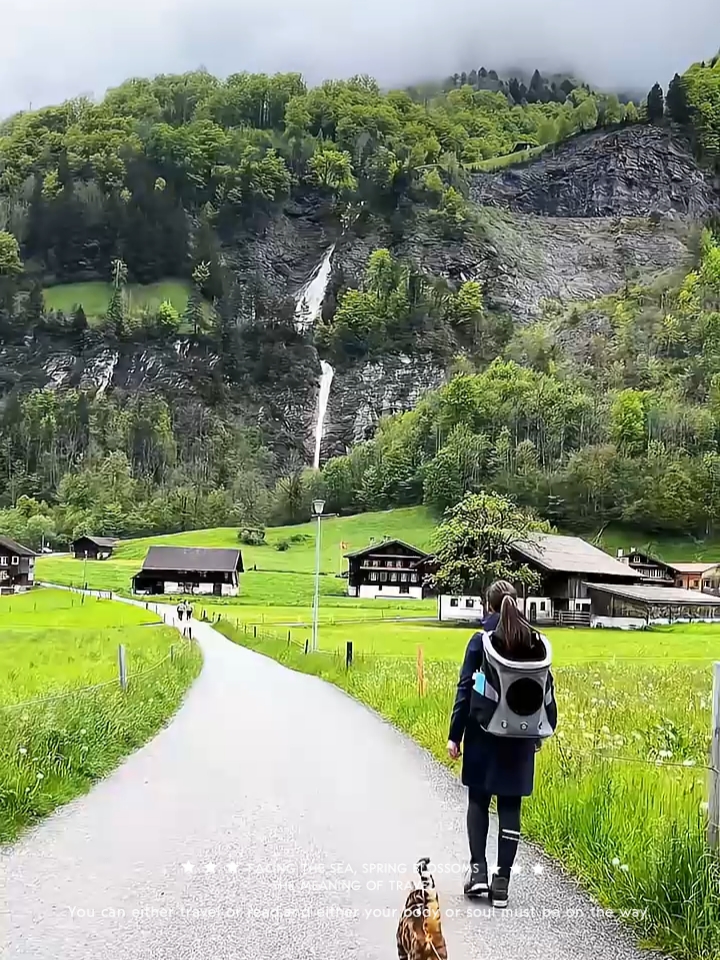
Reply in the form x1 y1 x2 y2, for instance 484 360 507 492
447 580 557 907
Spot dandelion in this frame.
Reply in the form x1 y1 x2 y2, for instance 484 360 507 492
18 747 27 755
611 857 620 867
601 725 610 735
620 864 629 873
80 728 86 735
36 772 44 780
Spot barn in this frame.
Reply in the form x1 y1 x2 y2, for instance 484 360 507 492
132 546 244 597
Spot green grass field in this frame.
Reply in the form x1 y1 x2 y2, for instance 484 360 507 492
0 589 201 840
218 622 720 960
43 279 192 322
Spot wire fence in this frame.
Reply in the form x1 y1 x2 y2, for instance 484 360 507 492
0 642 192 713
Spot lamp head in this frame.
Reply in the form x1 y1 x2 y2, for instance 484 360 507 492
312 499 325 516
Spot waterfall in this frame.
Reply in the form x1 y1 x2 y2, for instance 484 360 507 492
295 244 335 330
313 360 335 470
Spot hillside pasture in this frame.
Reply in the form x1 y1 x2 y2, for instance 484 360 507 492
43 279 192 322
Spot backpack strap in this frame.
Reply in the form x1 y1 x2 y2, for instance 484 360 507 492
477 631 500 703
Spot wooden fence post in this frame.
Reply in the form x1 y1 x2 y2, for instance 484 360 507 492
253 625 257 639
304 638 309 654
709 661 720 850
417 645 426 697
118 644 127 691
346 641 353 669
287 630 291 646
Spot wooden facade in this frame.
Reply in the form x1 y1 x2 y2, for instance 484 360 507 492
345 540 429 599
0 535 36 592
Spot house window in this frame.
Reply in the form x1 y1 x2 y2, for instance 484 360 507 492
450 598 459 607
410 574 418 583
11 556 19 565
400 584 409 595
0 556 7 566
466 598 474 608
540 601 546 612
390 572 398 582
380 572 388 583
693 579 700 588
370 572 378 582
401 573 408 582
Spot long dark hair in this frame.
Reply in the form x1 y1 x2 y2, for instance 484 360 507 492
487 579 533 654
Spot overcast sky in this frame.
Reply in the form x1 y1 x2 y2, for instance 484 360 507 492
2 0 718 116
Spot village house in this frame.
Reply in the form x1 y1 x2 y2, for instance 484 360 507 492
0 535 36 592
615 548 676 584
132 546 243 596
72 535 117 561
670 562 720 592
345 539 429 599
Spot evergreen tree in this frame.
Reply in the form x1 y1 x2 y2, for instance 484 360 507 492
646 83 665 123
666 73 690 124
106 288 125 339
23 282 45 327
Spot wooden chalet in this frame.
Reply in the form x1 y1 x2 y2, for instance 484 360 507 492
132 546 244 597
345 539 430 599
72 535 117 561
615 548 676 585
0 535 36 592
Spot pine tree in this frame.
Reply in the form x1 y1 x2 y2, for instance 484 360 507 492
106 288 124 339
23 282 45 326
646 83 665 123
666 74 690 124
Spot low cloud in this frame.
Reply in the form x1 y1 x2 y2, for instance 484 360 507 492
2 0 718 116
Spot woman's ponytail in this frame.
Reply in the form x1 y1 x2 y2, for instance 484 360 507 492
498 591 533 654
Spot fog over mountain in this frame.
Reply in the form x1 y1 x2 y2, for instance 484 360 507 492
1 0 718 114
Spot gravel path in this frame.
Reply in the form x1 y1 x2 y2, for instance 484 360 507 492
2 610 650 960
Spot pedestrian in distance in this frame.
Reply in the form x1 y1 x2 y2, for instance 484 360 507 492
447 580 557 908
176 602 184 622
186 603 193 620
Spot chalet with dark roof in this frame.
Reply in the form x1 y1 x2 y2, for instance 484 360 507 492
132 546 244 597
0 535 37 592
72 535 118 561
345 539 430 599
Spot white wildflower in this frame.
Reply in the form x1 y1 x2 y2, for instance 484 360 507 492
620 864 629 873
80 728 86 735
601 726 611 735
611 857 620 867
18 747 27 755
36 772 44 780
683 759 696 767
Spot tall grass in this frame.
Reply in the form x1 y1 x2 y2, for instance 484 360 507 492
0 590 202 841
218 621 720 960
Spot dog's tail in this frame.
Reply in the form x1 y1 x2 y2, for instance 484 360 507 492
416 857 435 891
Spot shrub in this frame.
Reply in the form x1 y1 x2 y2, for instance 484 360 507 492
238 527 266 546
275 539 290 552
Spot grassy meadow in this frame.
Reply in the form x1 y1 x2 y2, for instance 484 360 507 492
218 620 720 960
0 589 201 841
43 278 192 322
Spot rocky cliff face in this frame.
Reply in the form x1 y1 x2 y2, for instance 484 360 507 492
470 126 718 218
6 126 718 469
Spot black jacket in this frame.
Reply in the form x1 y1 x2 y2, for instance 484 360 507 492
449 624 557 797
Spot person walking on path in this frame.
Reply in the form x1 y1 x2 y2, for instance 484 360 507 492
447 580 557 908
176 602 184 622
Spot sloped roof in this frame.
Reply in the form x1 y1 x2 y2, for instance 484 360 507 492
138 546 243 573
344 539 429 560
0 535 36 557
75 536 117 549
670 562 719 575
585 581 720 606
512 533 640 579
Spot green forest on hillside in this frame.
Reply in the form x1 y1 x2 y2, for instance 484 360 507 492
0 58 719 546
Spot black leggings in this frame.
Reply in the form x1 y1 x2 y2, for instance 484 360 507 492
467 787 522 879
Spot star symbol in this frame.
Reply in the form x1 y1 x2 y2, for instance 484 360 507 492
227 862 238 874
511 864 523 875
205 863 216 874
181 862 194 874
532 863 544 876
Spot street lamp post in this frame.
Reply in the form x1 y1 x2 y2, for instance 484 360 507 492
311 499 325 652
